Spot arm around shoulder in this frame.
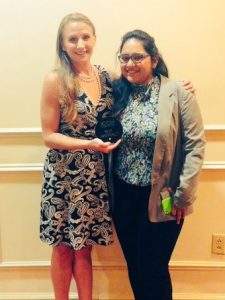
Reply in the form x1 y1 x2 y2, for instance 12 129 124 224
106 68 119 81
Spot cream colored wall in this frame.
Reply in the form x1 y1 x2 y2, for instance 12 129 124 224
0 0 225 299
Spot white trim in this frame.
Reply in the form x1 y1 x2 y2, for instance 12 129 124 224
174 293 225 300
204 124 225 131
0 261 50 268
170 260 225 270
0 128 41 135
0 163 43 172
0 125 225 135
1 260 225 270
0 292 224 300
0 292 78 300
202 161 225 170
0 161 225 172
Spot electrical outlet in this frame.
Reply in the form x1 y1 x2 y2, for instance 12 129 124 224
212 234 225 255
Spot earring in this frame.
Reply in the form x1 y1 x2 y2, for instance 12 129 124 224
62 49 67 56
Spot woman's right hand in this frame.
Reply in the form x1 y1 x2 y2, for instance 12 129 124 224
90 138 121 154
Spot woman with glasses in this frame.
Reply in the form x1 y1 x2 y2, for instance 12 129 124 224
111 30 205 300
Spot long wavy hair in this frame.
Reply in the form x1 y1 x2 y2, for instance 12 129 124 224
113 29 168 115
56 12 96 124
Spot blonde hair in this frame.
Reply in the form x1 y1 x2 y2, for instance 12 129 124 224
56 12 96 124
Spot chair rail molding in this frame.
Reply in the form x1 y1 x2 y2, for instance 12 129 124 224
0 163 43 172
0 127 41 135
0 125 225 172
0 161 225 172
0 124 225 135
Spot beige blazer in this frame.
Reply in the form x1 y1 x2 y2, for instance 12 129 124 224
148 75 205 222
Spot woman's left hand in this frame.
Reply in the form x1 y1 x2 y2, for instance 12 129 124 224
182 80 196 93
172 204 186 224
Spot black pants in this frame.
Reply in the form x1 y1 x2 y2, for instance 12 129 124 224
112 176 183 300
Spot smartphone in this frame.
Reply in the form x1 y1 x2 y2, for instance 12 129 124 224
161 195 174 215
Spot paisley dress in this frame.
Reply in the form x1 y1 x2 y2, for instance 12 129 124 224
40 66 114 250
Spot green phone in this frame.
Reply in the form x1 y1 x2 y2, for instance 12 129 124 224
161 196 174 215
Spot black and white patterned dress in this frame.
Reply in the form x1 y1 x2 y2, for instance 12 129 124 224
40 66 114 250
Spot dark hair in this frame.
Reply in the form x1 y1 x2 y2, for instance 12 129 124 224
113 29 168 115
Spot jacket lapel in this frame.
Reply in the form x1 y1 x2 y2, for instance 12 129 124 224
151 75 175 184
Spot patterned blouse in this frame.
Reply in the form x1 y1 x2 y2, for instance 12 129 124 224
114 76 160 186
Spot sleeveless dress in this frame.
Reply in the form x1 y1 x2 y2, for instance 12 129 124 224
40 66 114 250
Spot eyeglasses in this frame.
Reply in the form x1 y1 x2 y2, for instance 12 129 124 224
118 53 150 64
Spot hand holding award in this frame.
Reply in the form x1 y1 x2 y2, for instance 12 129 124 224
95 116 123 143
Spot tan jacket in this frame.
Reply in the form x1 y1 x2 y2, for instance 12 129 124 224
109 75 205 222
148 75 205 222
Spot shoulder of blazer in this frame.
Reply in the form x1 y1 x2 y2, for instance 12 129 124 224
159 75 194 105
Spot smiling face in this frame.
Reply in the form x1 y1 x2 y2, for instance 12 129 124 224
120 38 158 85
61 21 96 67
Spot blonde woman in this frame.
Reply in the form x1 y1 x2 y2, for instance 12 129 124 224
40 13 119 300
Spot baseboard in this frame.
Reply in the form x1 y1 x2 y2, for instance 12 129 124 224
0 293 81 300
174 293 225 300
0 293 74 300
0 293 225 300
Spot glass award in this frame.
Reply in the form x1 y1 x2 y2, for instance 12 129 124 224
95 116 123 143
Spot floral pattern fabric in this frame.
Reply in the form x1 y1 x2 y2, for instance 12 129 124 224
40 66 114 250
114 76 160 186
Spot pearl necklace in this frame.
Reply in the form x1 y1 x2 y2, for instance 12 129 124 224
93 67 101 101
78 66 102 105
78 66 95 82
